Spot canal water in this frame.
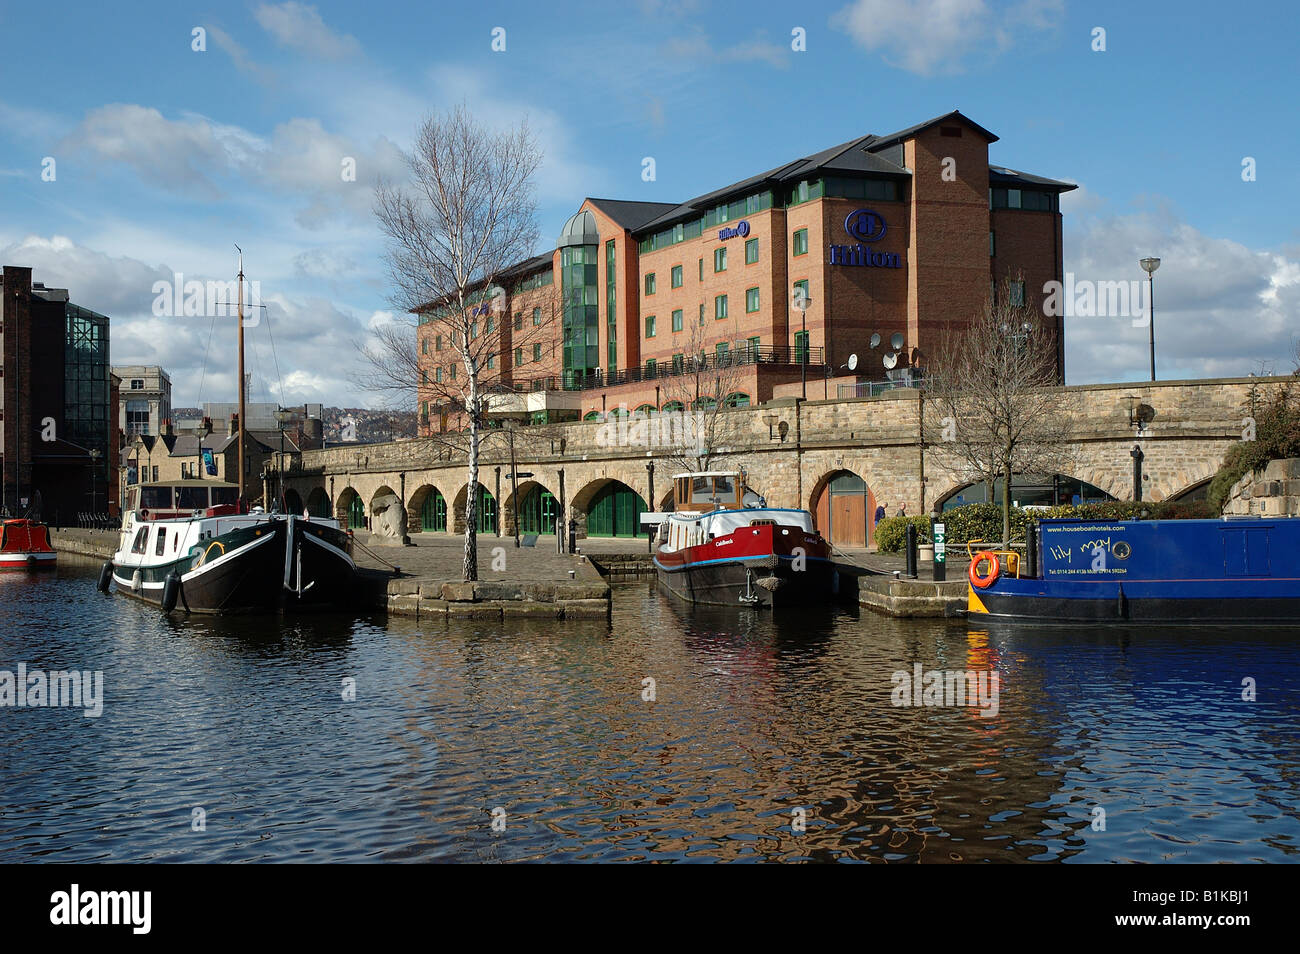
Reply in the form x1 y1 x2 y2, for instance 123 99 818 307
2 565 1298 863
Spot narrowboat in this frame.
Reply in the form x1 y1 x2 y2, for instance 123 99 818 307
0 518 57 570
967 516 1300 623
645 471 836 607
101 480 357 614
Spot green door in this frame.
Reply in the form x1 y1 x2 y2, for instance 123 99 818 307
475 484 497 534
347 495 365 529
519 487 557 534
587 482 646 537
421 490 447 531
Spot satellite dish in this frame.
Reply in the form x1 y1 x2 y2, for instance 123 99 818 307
847 354 858 371
869 333 881 349
890 332 905 351
883 352 898 370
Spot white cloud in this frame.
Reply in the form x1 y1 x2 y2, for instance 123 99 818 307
663 31 790 69
831 0 1063 76
254 2 360 60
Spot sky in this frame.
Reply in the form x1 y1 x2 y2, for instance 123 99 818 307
1 0 1297 407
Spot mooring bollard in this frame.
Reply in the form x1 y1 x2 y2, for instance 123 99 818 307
905 523 918 579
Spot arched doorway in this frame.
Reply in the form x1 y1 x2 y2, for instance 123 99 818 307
938 474 1116 510
306 487 331 518
337 488 365 529
812 470 875 548
518 483 558 534
453 483 497 534
283 488 303 515
586 480 647 537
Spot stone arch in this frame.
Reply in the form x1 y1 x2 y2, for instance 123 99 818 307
283 488 303 515
573 477 647 538
1167 476 1213 502
502 479 559 535
809 468 877 548
336 486 365 529
934 473 1118 510
407 483 449 533
305 486 331 518
451 482 498 535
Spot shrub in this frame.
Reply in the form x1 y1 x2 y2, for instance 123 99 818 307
872 514 932 553
1207 376 1300 510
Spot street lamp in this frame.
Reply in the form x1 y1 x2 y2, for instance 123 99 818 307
1140 257 1160 381
793 287 811 399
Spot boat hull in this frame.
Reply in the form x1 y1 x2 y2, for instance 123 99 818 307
969 577 1300 624
0 552 57 571
655 523 836 608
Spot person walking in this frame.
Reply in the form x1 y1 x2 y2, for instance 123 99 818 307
896 503 907 518
874 503 886 524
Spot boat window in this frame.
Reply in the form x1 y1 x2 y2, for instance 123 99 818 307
750 519 775 526
130 527 149 554
176 486 208 510
713 475 734 498
692 477 711 499
210 487 238 506
140 487 174 509
155 528 167 556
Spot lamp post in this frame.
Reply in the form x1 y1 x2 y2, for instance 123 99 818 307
1140 257 1160 381
793 287 811 399
1130 443 1144 502
88 448 102 516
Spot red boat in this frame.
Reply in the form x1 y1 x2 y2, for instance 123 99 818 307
647 471 836 607
0 519 57 570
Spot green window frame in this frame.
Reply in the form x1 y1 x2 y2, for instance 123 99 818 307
699 303 706 326
745 237 759 264
515 347 523 367
486 316 494 333
671 265 683 288
793 228 809 256
435 335 443 351
533 307 542 326
486 354 495 369
514 314 522 331
698 258 704 281
716 342 729 361
435 367 443 383
745 287 760 313
794 330 809 365
714 295 728 320
747 335 760 359
533 342 542 362
645 273 656 295
645 358 657 376
421 338 428 355
672 309 683 332
672 354 684 373
645 314 656 338
713 247 727 272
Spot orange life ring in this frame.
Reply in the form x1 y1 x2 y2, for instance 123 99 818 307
969 550 1001 588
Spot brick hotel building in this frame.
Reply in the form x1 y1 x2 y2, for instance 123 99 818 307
417 110 1075 431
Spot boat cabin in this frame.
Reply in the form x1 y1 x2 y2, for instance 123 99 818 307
126 480 241 520
672 472 748 512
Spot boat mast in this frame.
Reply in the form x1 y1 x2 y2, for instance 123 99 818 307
236 245 246 509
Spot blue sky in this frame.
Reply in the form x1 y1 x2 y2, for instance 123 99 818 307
1 0 1296 406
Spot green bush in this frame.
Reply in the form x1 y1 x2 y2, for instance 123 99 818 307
872 501 1217 553
1207 376 1300 510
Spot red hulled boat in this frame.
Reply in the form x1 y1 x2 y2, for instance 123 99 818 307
646 471 836 608
0 519 57 570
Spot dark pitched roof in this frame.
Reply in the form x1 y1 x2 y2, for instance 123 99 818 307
866 109 999 149
584 198 681 231
989 165 1078 192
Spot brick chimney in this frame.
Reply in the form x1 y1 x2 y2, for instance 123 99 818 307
162 418 174 437
228 412 239 438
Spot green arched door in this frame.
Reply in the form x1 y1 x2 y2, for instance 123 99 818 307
587 482 646 537
519 486 558 534
347 495 365 529
472 484 497 534
421 490 447 531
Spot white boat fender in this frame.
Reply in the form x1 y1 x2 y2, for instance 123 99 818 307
131 569 143 593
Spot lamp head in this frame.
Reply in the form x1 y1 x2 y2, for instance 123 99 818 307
1140 257 1161 275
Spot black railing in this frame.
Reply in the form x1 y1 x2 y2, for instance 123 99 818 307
502 345 826 393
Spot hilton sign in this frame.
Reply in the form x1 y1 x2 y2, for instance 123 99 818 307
829 209 902 269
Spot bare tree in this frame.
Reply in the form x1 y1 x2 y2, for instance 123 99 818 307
653 315 753 474
922 279 1073 546
367 105 543 581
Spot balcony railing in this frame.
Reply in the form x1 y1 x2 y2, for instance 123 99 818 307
503 345 825 393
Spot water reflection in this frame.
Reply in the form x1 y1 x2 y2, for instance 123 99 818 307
0 567 1296 862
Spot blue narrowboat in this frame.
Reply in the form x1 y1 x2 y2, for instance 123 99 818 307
966 517 1300 623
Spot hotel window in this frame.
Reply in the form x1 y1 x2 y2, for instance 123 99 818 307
698 258 704 281
645 315 656 338
792 279 810 308
436 335 444 351
422 338 428 355
714 295 728 319
533 343 542 362
486 316 494 333
795 331 809 365
746 287 760 313
645 273 656 295
645 358 657 376
1009 280 1026 307
747 336 761 359
486 354 495 369
514 314 523 331
450 365 456 381
436 367 443 384
672 353 684 373
671 265 683 288
793 228 808 256
515 347 523 367
470 321 478 340
421 370 427 385
745 238 759 264
130 378 144 390
714 247 727 272
672 309 683 332
533 307 542 326
716 342 730 362
989 231 995 256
